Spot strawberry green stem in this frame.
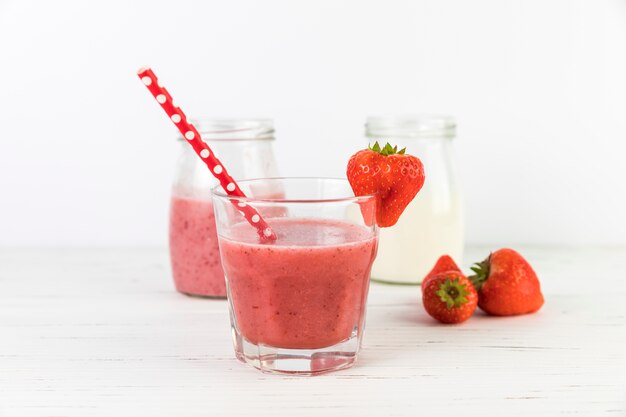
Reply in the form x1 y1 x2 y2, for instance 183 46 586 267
469 254 491 291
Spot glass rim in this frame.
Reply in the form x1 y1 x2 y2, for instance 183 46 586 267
177 118 275 142
210 177 376 204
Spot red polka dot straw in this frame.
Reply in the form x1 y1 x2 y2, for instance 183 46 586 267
137 67 276 242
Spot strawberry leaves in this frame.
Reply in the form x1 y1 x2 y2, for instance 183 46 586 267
369 141 406 156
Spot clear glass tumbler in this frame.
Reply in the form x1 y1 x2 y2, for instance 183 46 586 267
212 178 378 375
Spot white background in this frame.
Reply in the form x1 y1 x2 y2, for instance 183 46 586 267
1 0 625 247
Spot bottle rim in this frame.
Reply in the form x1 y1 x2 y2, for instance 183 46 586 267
366 115 456 139
177 119 275 141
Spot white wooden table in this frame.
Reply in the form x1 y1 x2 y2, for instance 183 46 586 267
1 247 625 416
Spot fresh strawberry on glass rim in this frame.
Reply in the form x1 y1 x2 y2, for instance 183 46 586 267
346 142 425 227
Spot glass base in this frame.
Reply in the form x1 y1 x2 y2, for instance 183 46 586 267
232 328 360 376
179 291 227 300
371 277 422 286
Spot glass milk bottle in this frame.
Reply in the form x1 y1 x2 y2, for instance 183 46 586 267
169 119 279 298
366 115 463 284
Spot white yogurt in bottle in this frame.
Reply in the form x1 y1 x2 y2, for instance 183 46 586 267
366 115 464 284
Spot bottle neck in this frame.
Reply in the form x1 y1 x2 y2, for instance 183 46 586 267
177 119 275 141
366 115 456 140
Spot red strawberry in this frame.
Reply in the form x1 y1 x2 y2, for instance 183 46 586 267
346 142 425 227
469 248 544 316
421 255 462 289
422 271 478 324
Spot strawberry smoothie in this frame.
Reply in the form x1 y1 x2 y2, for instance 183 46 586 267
218 218 378 349
169 196 226 297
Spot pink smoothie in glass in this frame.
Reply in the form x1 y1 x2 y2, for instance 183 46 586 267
218 218 378 349
169 196 226 297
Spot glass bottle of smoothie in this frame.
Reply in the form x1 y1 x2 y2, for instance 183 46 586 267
169 119 279 298
366 115 463 284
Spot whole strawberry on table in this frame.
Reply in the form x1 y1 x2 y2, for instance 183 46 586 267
421 270 478 324
420 250 545 324
420 254 478 324
469 248 544 316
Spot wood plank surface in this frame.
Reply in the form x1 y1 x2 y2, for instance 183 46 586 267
1 247 625 416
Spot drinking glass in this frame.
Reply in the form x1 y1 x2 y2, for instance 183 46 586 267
212 178 378 375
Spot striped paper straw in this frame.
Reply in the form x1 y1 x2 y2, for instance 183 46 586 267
137 67 276 242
